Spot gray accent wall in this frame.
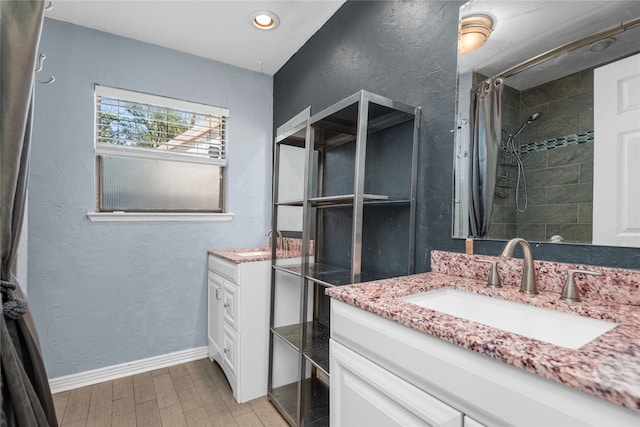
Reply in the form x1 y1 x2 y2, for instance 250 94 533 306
275 0 466 273
274 1 639 270
29 19 273 378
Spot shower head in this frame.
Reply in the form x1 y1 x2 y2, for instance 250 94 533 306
513 112 542 138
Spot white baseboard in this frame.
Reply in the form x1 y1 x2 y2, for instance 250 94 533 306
48 346 209 393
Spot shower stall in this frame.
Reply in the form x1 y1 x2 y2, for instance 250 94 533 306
488 70 595 243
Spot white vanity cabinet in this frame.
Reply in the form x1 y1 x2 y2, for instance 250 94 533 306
331 339 463 426
207 254 271 403
330 299 640 426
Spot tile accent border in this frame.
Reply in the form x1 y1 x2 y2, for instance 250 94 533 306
518 130 594 154
48 346 208 393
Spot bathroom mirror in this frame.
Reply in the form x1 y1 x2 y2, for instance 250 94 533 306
453 0 640 247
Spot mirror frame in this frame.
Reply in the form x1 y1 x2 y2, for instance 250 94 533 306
452 0 640 254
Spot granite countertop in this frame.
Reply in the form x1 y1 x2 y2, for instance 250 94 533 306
208 247 276 263
325 250 640 413
208 238 314 264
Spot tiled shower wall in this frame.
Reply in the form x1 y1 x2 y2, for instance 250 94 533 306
489 79 519 239
489 68 594 243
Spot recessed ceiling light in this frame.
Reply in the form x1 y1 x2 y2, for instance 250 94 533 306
589 37 616 52
250 10 280 31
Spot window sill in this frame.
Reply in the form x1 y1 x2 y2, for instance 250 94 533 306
87 212 235 222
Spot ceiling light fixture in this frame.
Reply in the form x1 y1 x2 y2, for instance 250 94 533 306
589 37 616 52
250 10 280 31
459 15 494 54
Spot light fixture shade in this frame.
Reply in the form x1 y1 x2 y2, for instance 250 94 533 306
459 15 494 54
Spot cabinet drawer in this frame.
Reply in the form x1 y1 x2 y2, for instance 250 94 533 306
208 255 237 282
222 324 239 379
223 280 239 331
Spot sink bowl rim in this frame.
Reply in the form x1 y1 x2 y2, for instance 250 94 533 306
401 287 618 349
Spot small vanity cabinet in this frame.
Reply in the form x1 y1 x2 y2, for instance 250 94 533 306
207 254 271 403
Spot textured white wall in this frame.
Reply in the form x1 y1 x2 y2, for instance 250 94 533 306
29 19 273 378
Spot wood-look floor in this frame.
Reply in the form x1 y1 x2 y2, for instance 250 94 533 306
52 358 288 427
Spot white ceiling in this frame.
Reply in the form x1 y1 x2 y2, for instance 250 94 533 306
46 1 640 85
46 0 346 75
458 1 640 90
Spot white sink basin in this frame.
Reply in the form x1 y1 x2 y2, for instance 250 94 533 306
402 288 618 349
236 250 271 257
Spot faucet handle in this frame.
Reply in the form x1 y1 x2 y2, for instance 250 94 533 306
560 269 604 303
477 259 502 288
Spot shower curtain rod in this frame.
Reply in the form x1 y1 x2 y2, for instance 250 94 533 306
495 17 640 81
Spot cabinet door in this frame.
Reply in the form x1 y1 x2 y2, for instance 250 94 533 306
207 271 223 358
222 279 239 331
222 323 239 378
331 340 462 427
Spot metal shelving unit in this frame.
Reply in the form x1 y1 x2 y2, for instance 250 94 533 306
268 91 420 426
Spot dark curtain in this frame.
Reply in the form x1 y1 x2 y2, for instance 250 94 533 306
1 1 57 425
469 76 503 237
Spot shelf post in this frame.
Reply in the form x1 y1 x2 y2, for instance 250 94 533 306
351 91 369 283
408 106 421 274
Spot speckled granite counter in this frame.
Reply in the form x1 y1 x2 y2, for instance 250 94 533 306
325 250 640 413
208 238 314 264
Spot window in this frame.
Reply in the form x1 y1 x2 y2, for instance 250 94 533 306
93 85 229 218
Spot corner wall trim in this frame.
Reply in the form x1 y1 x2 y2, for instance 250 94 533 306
48 346 209 393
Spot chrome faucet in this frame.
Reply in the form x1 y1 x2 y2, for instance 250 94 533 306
499 238 538 295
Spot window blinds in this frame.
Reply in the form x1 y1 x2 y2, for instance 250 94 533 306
95 85 228 165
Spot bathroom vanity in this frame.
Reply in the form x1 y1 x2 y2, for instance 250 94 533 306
326 250 640 425
207 242 304 403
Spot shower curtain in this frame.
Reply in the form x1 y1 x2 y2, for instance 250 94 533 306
1 1 58 425
469 77 503 237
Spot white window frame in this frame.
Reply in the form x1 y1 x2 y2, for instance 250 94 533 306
87 85 234 222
